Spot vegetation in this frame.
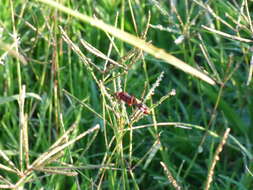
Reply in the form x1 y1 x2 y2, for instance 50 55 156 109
0 0 252 189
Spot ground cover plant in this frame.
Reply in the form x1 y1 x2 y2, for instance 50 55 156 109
0 0 253 189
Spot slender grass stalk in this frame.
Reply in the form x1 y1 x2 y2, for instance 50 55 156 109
161 161 181 190
37 0 215 85
205 128 231 190
1 0 252 189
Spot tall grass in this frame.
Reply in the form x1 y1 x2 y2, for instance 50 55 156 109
0 0 252 189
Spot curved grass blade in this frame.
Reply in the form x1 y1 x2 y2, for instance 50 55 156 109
0 93 41 105
37 0 215 85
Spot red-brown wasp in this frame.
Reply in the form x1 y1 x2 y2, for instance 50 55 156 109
115 92 150 114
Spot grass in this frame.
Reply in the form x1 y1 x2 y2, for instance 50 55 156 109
0 0 252 189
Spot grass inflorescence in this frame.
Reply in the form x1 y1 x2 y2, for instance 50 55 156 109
0 0 252 189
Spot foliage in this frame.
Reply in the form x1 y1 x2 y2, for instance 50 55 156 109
0 0 252 189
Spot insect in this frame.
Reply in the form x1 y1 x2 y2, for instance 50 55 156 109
115 92 150 114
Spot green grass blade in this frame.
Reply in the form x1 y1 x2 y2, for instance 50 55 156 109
37 0 215 85
0 93 41 104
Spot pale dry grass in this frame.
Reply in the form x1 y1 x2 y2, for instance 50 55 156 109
0 85 100 189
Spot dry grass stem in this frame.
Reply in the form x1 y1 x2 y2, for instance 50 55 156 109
202 25 253 43
149 24 180 34
0 150 19 174
204 128 231 190
48 120 79 151
38 0 216 85
0 41 27 65
150 89 176 110
60 26 103 77
63 89 103 119
143 71 164 103
160 161 181 190
0 121 99 189
0 175 14 187
198 33 221 82
80 39 126 70
31 124 100 169
0 163 17 174
34 168 78 176
19 85 26 173
1 0 251 189
193 0 235 31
